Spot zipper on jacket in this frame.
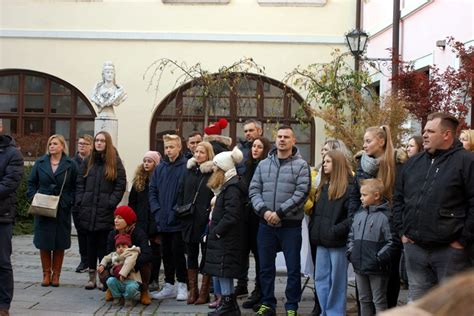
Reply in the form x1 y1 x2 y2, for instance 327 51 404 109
415 158 435 212
272 160 282 212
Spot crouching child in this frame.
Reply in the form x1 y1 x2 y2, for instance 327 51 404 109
347 179 400 316
98 233 142 307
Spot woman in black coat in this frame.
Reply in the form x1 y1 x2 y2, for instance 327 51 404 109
177 141 214 305
75 131 126 290
27 134 78 287
203 147 246 316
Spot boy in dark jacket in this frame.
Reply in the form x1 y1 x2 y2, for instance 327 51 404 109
347 179 400 316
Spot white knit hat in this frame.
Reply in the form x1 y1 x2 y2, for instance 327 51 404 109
213 146 243 172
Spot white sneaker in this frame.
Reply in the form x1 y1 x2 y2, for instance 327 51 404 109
176 282 188 301
151 283 177 300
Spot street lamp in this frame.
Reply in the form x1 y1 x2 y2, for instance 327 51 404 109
345 29 369 57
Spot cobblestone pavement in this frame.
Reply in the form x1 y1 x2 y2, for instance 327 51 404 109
10 235 406 315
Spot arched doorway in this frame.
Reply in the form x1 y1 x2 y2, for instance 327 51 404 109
0 69 96 159
150 73 314 163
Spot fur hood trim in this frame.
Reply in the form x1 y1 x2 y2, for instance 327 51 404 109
187 157 214 173
203 134 232 147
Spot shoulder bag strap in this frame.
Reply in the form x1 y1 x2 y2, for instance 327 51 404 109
191 176 205 205
58 170 68 197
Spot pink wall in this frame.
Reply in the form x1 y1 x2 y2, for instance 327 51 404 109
363 0 473 73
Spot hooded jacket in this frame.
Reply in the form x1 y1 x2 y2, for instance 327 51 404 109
393 140 474 248
149 154 187 233
347 201 400 275
249 146 310 227
0 135 24 224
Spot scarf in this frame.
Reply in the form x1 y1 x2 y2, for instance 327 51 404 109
360 153 379 177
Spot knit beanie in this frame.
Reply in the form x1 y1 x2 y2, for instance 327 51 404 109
115 233 132 247
204 118 228 136
213 146 243 172
114 205 137 226
144 151 161 165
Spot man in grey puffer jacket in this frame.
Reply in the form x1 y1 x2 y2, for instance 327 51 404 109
249 125 310 316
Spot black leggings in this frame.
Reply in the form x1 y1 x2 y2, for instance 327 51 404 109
86 230 110 270
185 242 206 270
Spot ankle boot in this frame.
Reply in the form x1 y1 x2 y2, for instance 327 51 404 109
85 269 97 290
195 274 211 305
208 295 240 316
187 269 199 304
40 250 52 287
51 250 64 287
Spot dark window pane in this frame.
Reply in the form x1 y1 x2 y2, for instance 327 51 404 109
16 132 48 159
237 98 257 116
236 80 257 97
183 96 204 116
292 124 311 142
24 118 43 135
182 121 204 137
182 85 203 97
208 98 230 116
297 144 311 163
0 118 17 134
0 95 18 112
264 98 284 117
76 121 94 139
51 95 72 114
155 121 177 135
263 123 279 141
0 76 19 93
25 76 45 93
290 96 302 117
160 99 177 116
24 95 44 113
51 82 71 94
77 98 94 115
266 84 284 97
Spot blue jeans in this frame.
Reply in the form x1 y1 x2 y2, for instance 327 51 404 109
404 242 470 301
212 276 221 295
315 246 347 316
214 277 234 296
0 223 13 310
106 277 140 299
258 223 302 311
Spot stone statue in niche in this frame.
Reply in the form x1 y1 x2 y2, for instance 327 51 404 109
91 61 127 118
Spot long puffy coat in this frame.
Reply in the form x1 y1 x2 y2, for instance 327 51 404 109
75 153 126 232
177 158 214 243
203 176 247 278
0 135 23 224
27 154 78 250
129 179 157 237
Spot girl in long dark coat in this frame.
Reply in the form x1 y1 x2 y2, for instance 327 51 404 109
203 147 246 316
177 141 214 305
75 131 126 290
27 134 78 287
127 151 161 304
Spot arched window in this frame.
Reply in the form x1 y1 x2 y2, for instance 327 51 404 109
0 70 96 160
150 73 315 163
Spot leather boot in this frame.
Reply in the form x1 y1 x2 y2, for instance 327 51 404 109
208 295 240 316
139 263 152 305
195 274 211 305
85 270 97 290
51 250 64 287
187 269 199 304
40 250 52 287
105 288 113 302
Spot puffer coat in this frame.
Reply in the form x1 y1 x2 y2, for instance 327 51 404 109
177 158 214 243
27 154 78 250
0 135 23 224
203 176 247 278
75 153 126 232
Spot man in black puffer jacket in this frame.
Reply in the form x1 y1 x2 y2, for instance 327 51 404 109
393 112 474 301
0 130 24 315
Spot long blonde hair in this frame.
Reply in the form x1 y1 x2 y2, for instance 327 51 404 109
460 130 474 152
316 150 352 201
365 125 396 201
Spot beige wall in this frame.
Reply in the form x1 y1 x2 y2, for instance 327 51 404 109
1 0 355 182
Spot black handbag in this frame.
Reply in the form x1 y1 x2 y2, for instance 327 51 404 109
176 177 204 218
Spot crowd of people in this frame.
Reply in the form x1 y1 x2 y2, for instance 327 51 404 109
0 113 474 316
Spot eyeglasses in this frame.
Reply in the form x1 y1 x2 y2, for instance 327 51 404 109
78 142 90 146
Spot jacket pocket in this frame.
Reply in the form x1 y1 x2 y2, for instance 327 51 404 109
437 208 465 240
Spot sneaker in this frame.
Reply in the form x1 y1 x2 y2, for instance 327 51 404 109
256 304 276 316
286 310 297 316
176 282 188 301
75 261 88 273
151 283 177 300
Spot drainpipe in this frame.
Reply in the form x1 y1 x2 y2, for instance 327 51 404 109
392 0 400 93
355 0 362 72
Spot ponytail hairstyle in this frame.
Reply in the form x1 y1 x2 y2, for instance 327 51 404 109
365 125 396 201
85 131 119 181
316 150 353 201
